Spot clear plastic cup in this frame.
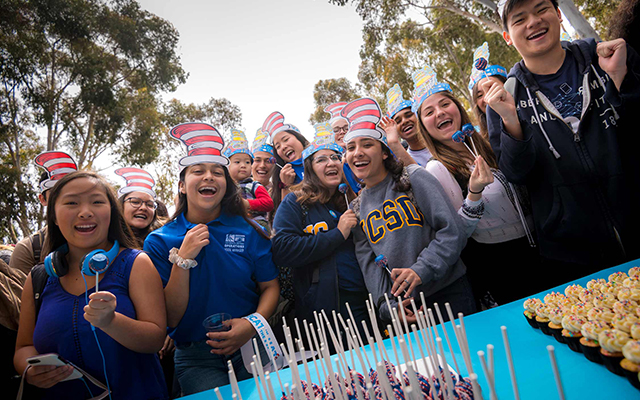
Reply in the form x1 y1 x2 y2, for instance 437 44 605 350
203 313 232 334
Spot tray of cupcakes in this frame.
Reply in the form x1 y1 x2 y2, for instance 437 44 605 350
523 266 640 390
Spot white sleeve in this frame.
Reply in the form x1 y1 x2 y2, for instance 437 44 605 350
425 160 482 238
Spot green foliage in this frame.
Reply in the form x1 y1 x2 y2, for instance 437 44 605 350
573 0 620 39
0 0 186 242
309 78 361 124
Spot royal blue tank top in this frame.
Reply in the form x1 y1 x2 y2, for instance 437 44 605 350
33 248 168 399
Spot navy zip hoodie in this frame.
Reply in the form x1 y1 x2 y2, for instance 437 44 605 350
487 38 640 267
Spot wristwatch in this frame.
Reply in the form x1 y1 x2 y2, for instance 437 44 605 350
169 247 198 270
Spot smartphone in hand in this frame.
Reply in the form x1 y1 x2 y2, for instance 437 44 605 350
26 353 83 381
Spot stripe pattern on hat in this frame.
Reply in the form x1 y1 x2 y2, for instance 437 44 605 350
169 122 229 169
34 151 78 191
114 167 156 198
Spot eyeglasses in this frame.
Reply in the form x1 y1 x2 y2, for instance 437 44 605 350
313 154 342 165
124 197 157 210
333 126 349 134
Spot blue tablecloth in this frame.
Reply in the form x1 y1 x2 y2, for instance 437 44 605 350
185 259 640 399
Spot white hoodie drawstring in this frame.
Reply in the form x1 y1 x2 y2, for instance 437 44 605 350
525 87 561 159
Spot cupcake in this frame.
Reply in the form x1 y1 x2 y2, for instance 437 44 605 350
621 340 640 390
564 284 583 300
587 278 607 292
548 306 566 344
587 307 615 325
613 313 640 334
617 286 640 302
594 292 617 309
523 298 541 329
544 292 562 306
535 303 552 335
570 302 593 319
629 267 640 278
610 271 629 286
614 300 639 315
580 320 609 363
579 289 597 304
623 276 640 289
561 314 587 352
599 329 632 375
631 322 640 340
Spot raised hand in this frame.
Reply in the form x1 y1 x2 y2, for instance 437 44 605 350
597 38 628 91
337 209 358 239
279 163 297 187
468 155 494 199
380 116 400 144
84 291 117 329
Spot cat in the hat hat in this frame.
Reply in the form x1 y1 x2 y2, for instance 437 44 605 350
324 102 348 148
143 122 280 395
114 167 163 246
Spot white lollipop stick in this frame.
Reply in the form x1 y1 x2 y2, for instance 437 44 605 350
487 344 495 388
95 273 99 293
437 337 455 400
250 362 265 400
294 318 303 346
262 337 284 395
365 329 380 367
351 332 374 394
321 310 349 381
252 354 268 400
265 372 277 400
501 326 520 400
386 324 407 392
309 323 327 378
396 297 418 363
366 295 390 360
332 310 345 355
297 340 313 387
303 321 324 385
434 303 461 377
463 142 477 158
478 351 498 400
469 373 484 400
281 345 305 400
411 324 438 400
347 318 371 370
376 362 396 400
548 345 566 400
214 387 224 400
469 136 479 158
321 345 345 400
419 310 445 396
228 360 243 400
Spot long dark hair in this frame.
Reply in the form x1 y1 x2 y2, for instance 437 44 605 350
173 164 270 239
472 75 507 140
292 152 355 212
119 193 165 248
416 91 497 185
270 130 309 223
44 171 138 255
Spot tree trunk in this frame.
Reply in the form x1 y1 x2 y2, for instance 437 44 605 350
558 0 601 40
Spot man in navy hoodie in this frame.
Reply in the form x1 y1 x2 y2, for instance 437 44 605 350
484 0 640 282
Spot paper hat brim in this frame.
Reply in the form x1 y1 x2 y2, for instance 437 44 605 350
411 82 453 114
39 167 78 191
224 148 254 159
343 127 389 148
468 65 508 91
253 144 274 157
329 116 347 126
388 99 413 118
302 142 344 161
178 154 229 170
117 186 157 199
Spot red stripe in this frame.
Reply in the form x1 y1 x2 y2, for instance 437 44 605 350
189 148 222 156
170 123 217 139
184 135 224 145
48 162 77 170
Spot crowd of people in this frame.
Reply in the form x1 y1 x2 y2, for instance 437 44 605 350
1 0 640 398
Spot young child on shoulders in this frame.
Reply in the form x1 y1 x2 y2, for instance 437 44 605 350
224 129 274 233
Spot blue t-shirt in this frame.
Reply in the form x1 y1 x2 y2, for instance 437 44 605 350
143 212 278 344
324 205 367 292
533 50 582 131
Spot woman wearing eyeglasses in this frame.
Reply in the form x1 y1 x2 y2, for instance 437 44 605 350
115 168 164 249
271 126 371 342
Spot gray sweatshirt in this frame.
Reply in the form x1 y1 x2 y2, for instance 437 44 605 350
352 164 468 320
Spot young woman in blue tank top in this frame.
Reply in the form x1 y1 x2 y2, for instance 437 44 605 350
14 171 168 399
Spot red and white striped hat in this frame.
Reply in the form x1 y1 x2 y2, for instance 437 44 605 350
340 98 388 146
169 122 229 170
324 102 347 125
34 151 78 192
261 111 289 141
114 167 156 199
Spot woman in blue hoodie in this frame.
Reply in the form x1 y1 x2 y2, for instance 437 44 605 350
271 123 370 340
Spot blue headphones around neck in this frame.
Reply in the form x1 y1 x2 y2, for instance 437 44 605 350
44 241 120 278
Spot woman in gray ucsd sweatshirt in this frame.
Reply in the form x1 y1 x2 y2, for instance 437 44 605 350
340 97 475 323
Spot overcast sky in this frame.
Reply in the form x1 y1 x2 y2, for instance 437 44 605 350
137 0 365 144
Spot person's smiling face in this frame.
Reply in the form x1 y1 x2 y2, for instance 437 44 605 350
504 0 563 61
273 131 304 162
419 93 462 145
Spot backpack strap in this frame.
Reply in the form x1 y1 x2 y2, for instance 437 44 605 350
31 230 43 263
30 263 49 322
